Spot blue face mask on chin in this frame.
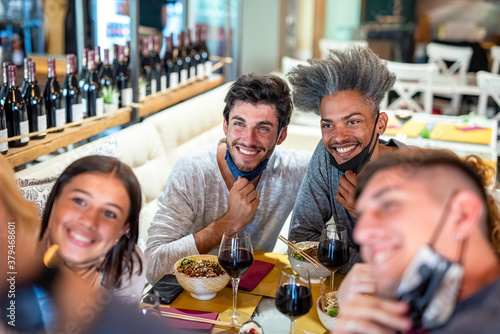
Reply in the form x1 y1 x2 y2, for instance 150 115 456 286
224 128 283 182
225 150 269 182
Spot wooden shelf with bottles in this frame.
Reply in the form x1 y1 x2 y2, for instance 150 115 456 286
4 74 224 168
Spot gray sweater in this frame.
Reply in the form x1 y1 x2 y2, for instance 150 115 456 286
145 143 311 284
289 138 406 273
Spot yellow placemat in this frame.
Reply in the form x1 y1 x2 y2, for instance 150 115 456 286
249 251 289 297
430 123 492 144
384 118 426 137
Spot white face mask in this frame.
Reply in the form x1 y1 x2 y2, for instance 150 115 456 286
393 192 465 330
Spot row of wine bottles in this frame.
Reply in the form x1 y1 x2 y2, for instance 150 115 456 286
140 26 212 98
0 26 213 155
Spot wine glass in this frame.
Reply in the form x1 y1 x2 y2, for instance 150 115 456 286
275 266 313 334
218 229 254 325
317 223 349 291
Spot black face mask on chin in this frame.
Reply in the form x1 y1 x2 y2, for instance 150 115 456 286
329 113 380 174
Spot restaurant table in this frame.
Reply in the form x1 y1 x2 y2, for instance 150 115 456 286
160 251 344 334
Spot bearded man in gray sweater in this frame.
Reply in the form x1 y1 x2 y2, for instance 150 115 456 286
145 74 311 284
287 46 408 273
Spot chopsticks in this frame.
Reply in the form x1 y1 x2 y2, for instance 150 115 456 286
278 235 322 268
160 311 242 329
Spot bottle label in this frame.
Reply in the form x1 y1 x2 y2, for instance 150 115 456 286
19 120 29 143
82 98 88 118
0 129 7 152
161 75 167 91
197 64 205 80
170 73 178 89
139 86 146 100
122 88 133 107
180 69 188 85
96 97 104 117
190 66 196 79
72 103 84 123
151 79 157 95
56 108 66 127
38 114 47 135
205 61 213 77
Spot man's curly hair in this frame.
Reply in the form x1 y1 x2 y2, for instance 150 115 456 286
287 46 396 116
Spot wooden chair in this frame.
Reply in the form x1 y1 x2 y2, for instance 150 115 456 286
381 61 437 114
426 42 473 114
477 71 500 118
318 39 368 60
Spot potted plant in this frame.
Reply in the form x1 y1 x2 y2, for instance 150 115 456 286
101 86 118 114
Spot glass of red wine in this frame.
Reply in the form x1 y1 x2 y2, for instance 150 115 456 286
218 229 254 325
317 223 349 291
276 266 313 334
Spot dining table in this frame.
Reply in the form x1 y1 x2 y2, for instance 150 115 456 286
159 250 344 334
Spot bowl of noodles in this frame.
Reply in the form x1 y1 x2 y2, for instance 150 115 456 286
287 241 331 283
174 254 230 300
317 291 339 331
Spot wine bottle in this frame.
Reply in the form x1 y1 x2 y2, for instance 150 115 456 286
82 50 103 117
78 48 88 92
20 57 32 99
186 29 197 79
200 25 212 77
0 62 11 105
99 49 114 90
179 31 192 83
112 44 119 79
153 36 166 91
25 61 46 139
0 103 7 154
94 45 103 75
165 34 179 89
44 58 65 131
115 45 131 108
5 65 29 147
177 32 187 85
141 38 153 98
126 40 131 69
63 54 84 124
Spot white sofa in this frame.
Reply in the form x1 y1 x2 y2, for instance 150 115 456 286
15 81 322 250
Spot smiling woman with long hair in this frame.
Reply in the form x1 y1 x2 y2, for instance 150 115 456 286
39 155 144 304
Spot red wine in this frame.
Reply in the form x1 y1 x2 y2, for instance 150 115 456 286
0 103 8 154
99 49 114 89
44 58 65 131
317 240 349 271
25 61 46 139
20 57 32 99
177 32 187 85
5 65 29 147
63 54 83 124
78 48 89 92
151 36 165 92
186 29 197 79
218 249 254 278
94 45 103 75
275 284 312 319
140 38 153 97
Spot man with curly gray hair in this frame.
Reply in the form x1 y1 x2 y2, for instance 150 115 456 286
287 46 408 273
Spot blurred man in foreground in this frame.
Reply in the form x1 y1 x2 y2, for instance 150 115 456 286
336 150 500 333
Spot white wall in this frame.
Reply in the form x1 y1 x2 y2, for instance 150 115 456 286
240 0 280 74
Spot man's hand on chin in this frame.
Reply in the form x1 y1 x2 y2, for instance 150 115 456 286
337 170 358 218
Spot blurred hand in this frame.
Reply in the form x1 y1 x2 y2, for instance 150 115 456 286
336 294 412 334
224 177 260 230
337 170 358 218
338 263 376 307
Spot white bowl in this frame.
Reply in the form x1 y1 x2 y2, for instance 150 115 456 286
317 296 338 331
287 241 330 284
174 254 230 300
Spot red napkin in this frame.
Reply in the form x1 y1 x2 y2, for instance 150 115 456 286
227 260 275 291
455 126 487 131
159 307 218 332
